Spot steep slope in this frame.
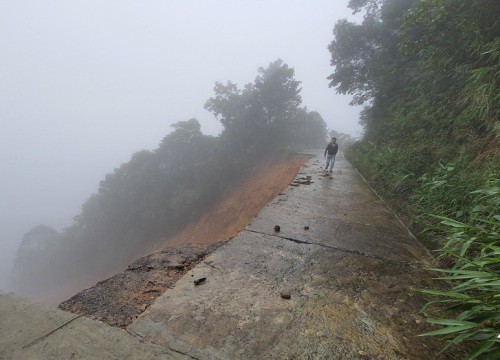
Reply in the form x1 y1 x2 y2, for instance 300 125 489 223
58 154 311 322
156 154 311 249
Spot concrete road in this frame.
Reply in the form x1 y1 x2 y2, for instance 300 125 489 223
128 152 446 359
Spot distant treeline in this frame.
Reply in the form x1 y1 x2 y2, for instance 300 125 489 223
329 0 499 357
10 59 328 297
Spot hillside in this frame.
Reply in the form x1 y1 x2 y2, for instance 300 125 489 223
9 59 327 306
58 154 311 321
1 152 469 359
328 1 499 356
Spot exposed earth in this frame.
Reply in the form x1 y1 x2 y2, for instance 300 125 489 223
155 154 311 249
59 243 223 328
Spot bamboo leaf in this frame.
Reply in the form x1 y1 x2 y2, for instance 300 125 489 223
427 318 476 326
419 324 477 336
419 289 471 300
441 219 468 228
466 340 495 360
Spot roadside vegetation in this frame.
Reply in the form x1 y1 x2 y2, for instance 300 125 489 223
10 59 327 299
329 0 499 358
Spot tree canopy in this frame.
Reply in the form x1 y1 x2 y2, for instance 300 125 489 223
329 0 499 148
205 59 323 155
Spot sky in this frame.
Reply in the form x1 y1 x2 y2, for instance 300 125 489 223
0 0 362 289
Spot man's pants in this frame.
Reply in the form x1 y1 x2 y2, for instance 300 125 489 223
325 154 336 172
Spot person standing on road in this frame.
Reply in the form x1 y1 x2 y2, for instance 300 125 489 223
324 137 338 173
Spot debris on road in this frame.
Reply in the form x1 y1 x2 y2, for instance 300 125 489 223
280 290 291 299
194 277 207 286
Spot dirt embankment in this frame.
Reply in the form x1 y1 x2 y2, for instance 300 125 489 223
155 154 311 249
59 154 310 326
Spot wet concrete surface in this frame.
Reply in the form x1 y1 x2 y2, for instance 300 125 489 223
128 152 449 359
0 292 190 359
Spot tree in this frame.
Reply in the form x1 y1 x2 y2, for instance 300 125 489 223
328 0 416 140
293 109 328 148
10 225 61 296
398 0 500 139
254 59 301 127
203 81 242 130
206 59 312 154
331 2 500 357
13 225 60 265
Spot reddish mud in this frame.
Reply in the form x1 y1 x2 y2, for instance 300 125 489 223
157 154 311 249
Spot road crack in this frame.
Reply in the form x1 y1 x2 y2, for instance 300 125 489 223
243 228 412 267
23 315 83 349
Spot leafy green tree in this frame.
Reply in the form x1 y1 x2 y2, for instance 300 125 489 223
206 59 324 154
330 1 500 357
254 59 301 127
204 81 243 130
328 0 415 140
398 0 500 141
293 109 328 148
13 225 60 266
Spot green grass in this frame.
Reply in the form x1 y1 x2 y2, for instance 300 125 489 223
347 141 500 359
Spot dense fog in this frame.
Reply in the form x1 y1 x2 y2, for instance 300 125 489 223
0 1 361 292
2 1 498 356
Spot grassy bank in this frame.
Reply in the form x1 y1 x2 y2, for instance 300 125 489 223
347 142 499 358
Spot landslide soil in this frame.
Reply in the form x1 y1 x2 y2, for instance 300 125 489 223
59 154 310 327
157 154 311 248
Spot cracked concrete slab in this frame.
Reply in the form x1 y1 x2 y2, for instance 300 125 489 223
0 292 190 359
247 155 427 265
129 152 447 359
